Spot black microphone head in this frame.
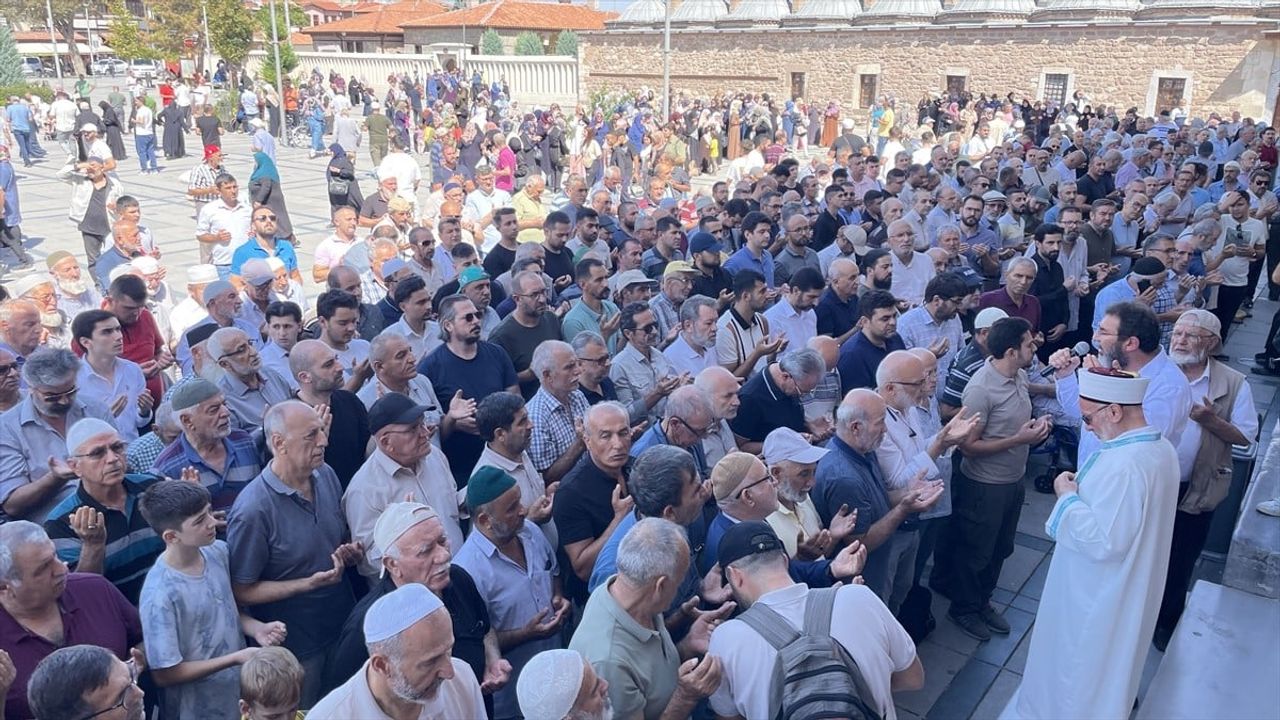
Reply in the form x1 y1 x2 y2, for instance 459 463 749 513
1071 341 1092 356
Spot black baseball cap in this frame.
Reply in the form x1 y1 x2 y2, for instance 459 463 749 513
718 521 785 571
368 392 430 435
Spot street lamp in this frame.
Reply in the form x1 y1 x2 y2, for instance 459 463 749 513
268 0 285 139
47 0 63 80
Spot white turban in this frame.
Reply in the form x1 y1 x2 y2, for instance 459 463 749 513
518 649 586 720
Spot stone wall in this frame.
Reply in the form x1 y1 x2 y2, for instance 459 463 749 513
581 22 1279 120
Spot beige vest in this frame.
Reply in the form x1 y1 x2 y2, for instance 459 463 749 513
1179 359 1246 515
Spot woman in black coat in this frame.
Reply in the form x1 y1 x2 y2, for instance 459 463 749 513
97 101 128 160
326 143 363 214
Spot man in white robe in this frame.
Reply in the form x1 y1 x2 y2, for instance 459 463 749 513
1003 366 1179 720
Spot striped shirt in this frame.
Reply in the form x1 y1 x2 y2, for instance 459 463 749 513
45 475 164 605
150 431 262 512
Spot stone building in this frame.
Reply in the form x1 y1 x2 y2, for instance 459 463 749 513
400 0 615 54
583 0 1280 122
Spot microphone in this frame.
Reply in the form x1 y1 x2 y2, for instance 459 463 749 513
1039 341 1092 378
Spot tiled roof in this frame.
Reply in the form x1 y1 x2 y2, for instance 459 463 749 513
14 30 89 42
399 0 616 30
301 0 387 12
302 0 447 34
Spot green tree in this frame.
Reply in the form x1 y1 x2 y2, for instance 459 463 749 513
148 0 203 61
0 24 22 86
257 0 301 86
8 0 91 74
479 28 503 55
105 0 155 62
206 0 256 73
553 30 577 57
513 31 543 56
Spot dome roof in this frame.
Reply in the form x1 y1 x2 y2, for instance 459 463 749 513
615 0 666 23
790 0 863 19
862 0 939 19
724 0 792 21
670 0 729 22
1034 0 1139 15
945 0 1033 15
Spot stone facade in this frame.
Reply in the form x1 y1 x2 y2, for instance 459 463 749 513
581 22 1280 120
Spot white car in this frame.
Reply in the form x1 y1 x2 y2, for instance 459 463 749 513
20 57 47 76
90 57 128 76
129 58 162 79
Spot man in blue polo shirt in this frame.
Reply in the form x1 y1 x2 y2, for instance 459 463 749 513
723 211 776 287
958 194 1007 289
838 289 906 394
231 207 301 284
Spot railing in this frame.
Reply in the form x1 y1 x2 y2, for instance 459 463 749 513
245 50 580 107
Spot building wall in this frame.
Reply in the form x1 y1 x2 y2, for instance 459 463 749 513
403 27 556 54
581 23 1279 119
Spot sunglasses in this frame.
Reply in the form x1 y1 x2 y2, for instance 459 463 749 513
0 363 18 375
76 441 128 461
254 214 277 221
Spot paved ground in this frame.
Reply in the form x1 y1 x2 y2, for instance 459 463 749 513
7 87 1279 719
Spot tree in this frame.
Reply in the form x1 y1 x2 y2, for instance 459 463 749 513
148 0 203 62
0 24 22 86
479 28 503 56
553 30 577 57
9 0 91 75
105 0 155 63
256 0 301 86
206 0 256 73
513 31 543 56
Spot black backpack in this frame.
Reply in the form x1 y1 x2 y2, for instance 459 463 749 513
737 587 883 720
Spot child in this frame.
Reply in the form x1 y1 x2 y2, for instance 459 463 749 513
139 480 287 720
240 646 306 720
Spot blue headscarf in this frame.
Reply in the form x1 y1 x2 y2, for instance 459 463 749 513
250 151 280 183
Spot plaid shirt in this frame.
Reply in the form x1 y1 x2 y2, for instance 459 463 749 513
126 431 167 474
150 430 263 512
527 387 590 473
897 305 966 383
649 291 681 341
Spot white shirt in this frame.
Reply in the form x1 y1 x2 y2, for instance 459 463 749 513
708 583 916 720
133 105 154 136
1176 362 1258 467
663 333 718 378
51 98 78 133
309 659 484 720
75 357 147 442
889 251 936 307
333 338 371 380
463 187 512 252
762 298 817 351
1209 215 1268 286
195 200 252 266
877 404 945 494
382 318 442 362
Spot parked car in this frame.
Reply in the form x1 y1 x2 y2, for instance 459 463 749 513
20 57 47 77
90 57 128 76
129 58 162 79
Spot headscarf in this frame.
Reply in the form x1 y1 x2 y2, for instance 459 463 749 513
329 143 346 159
250 151 280 183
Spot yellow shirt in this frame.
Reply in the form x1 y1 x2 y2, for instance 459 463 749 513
766 497 824 556
877 108 895 137
513 190 547 243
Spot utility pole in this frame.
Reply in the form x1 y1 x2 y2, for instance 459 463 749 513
202 1 212 73
268 0 285 139
84 2 95 65
47 0 63 80
661 0 670 121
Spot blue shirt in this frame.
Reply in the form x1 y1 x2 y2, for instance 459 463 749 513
838 331 906 395
723 246 776 287
231 237 299 275
815 288 857 339
150 430 262 512
813 436 892 594
0 160 22 226
5 103 32 133
629 421 709 480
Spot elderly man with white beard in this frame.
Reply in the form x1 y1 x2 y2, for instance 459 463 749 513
47 250 103 319
762 426 858 560
1003 368 1178 720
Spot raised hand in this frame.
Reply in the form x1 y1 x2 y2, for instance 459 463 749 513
682 601 736 656
611 482 634 519
941 407 981 446
48 455 76 481
831 538 867 579
674 655 723 701
527 482 558 524
900 481 945 513
795 529 832 560
700 563 733 606
447 390 476 421
1053 470 1078 496
254 621 287 647
480 657 513 694
827 504 858 544
69 506 107 546
137 391 155 415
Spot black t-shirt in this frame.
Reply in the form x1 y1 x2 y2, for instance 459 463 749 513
482 243 517 279
196 115 222 148
327 568 493 715
729 366 807 442
542 244 574 284
690 266 732 303
579 377 618 406
360 192 391 221
487 313 563 399
321 389 370 489
419 341 519 487
80 184 111 235
553 454 630 604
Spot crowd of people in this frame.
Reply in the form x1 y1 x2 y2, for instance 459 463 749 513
0 64 1277 720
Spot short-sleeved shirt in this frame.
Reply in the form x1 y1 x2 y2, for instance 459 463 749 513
816 288 858 339
318 389 370 490
813 436 894 593
774 245 822 287
45 475 163 604
150 430 261 513
419 342 518 487
978 288 1042 333
553 454 629 604
941 340 986 408
216 368 294 433
75 356 148 442
562 299 620 350
716 306 769 376
724 246 777 287
838 331 907 395
610 343 677 424
195 200 252 266
231 236 299 275
489 313 564 399
569 578 680 720
0 574 143 720
139 541 245 720
730 365 806 442
227 464 356 660
959 359 1033 485
527 388 590 473
762 298 818 351
453 520 561 719
0 397 115 521
897 306 965 381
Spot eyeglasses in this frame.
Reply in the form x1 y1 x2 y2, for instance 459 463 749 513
77 659 138 720
734 474 773 499
1170 329 1217 342
35 386 78 402
384 419 433 435
634 323 658 335
891 379 926 388
1080 403 1116 427
453 312 480 322
254 214 277 221
673 416 716 440
578 354 611 366
0 363 18 375
225 343 252 358
75 440 128 461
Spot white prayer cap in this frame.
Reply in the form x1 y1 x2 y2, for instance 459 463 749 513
1078 368 1149 406
9 274 53 298
131 256 160 275
373 502 438 562
66 418 119 455
517 649 585 720
108 265 134 283
974 307 1008 330
187 264 219 285
362 583 443 645
265 256 286 273
1175 308 1221 338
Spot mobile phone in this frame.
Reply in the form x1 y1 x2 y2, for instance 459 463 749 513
1136 279 1152 293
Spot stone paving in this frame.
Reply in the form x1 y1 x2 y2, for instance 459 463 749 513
6 87 1279 719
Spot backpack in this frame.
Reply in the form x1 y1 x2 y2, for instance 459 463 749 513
737 586 883 720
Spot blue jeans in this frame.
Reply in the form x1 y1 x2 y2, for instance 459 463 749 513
135 134 157 170
310 125 324 152
11 130 32 164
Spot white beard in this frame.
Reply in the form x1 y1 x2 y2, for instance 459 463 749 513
39 311 63 329
58 277 89 296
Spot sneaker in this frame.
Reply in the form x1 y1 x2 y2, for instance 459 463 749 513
1258 498 1280 517
948 610 991 641
980 604 1011 634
